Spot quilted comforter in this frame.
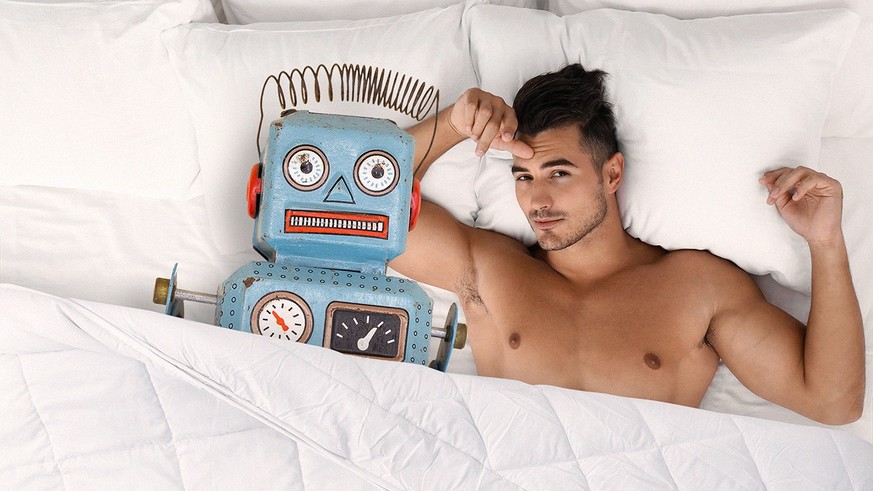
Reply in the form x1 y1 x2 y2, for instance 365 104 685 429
2 284 871 489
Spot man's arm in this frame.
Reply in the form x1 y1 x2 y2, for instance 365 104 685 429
392 89 533 290
708 167 864 424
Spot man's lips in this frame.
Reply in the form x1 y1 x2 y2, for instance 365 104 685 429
285 210 389 239
531 216 564 230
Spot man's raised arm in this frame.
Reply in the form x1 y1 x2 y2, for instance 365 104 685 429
709 167 865 424
390 89 533 291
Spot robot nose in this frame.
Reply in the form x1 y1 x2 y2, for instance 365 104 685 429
323 176 355 204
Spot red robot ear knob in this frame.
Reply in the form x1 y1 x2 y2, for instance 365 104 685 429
247 163 263 219
409 178 421 231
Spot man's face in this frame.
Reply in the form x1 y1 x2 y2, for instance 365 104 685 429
511 125 607 251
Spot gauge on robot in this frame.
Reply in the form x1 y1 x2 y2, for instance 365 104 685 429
251 291 313 343
354 150 399 196
324 302 408 360
284 145 329 191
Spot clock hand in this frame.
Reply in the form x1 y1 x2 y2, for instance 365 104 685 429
357 327 378 351
271 310 290 332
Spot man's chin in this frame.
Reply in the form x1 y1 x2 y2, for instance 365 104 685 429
535 233 567 251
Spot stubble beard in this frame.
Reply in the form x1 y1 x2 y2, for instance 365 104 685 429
534 185 608 251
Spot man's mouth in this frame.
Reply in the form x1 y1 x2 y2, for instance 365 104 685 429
285 210 388 239
532 219 561 230
530 213 564 230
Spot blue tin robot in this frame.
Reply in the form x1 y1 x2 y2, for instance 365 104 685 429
154 109 464 371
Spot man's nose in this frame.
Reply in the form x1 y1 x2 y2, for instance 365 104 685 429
528 181 552 211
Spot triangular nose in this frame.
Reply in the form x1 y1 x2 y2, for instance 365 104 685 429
323 176 355 204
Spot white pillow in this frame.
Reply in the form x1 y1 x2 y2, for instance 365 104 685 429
162 4 480 254
469 6 858 292
221 0 536 24
0 0 215 200
546 0 873 139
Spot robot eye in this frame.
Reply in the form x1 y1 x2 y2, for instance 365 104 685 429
354 151 399 196
283 145 329 191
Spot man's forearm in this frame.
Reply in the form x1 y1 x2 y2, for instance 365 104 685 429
407 107 465 180
804 234 865 421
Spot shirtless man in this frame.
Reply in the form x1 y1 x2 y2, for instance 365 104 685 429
391 64 865 424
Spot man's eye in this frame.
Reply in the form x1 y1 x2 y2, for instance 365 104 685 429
514 175 532 181
551 171 569 178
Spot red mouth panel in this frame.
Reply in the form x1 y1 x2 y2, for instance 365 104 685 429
285 210 389 239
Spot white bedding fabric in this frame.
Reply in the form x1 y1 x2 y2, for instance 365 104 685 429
3 137 870 443
2 0 872 484
2 284 872 489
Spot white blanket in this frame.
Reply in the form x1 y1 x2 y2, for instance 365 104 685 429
2 284 871 489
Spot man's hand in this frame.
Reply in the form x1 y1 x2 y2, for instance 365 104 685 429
759 166 844 245
449 88 534 159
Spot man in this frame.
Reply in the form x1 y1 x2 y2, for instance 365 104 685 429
391 64 864 424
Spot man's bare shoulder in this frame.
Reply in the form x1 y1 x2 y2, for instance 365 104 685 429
662 248 744 273
468 226 533 254
659 249 763 304
465 227 541 273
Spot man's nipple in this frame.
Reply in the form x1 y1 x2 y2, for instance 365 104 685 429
644 352 661 370
508 333 521 349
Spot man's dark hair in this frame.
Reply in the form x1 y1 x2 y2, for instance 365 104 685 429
513 64 618 169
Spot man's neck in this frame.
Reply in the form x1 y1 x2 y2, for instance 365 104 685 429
535 216 653 286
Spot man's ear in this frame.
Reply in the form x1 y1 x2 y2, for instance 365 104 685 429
602 151 624 193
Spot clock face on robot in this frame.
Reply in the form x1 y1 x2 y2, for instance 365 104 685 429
250 291 313 343
354 150 399 196
284 145 329 191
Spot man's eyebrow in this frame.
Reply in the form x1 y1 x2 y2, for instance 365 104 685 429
511 159 578 174
541 159 578 169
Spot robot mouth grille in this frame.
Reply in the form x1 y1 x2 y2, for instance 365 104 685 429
284 210 389 239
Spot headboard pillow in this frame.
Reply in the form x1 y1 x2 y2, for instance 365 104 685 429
0 0 216 200
220 0 537 24
546 0 873 139
468 6 858 292
162 4 480 255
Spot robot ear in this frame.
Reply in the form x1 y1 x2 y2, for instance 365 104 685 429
247 163 263 219
409 178 421 231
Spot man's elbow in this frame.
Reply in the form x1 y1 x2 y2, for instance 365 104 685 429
838 385 866 424
806 383 865 425
817 402 863 426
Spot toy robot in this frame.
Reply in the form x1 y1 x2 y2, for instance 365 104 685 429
153 109 465 371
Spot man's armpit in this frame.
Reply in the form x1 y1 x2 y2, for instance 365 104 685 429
454 270 487 311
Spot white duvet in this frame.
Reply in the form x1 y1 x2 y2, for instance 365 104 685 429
2 284 871 490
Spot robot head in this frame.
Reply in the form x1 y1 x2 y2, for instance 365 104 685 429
247 110 419 273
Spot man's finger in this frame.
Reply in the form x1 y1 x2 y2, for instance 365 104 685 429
476 119 503 156
463 96 478 134
471 102 494 141
770 167 808 201
790 176 816 201
793 173 840 201
760 167 790 184
501 110 520 142
506 138 534 159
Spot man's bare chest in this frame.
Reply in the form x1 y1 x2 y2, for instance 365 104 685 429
461 279 719 405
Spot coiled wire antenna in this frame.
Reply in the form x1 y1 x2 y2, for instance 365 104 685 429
258 63 440 175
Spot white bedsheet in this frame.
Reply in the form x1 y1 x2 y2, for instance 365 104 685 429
2 284 871 489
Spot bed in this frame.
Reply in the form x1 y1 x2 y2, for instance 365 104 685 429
1 0 872 488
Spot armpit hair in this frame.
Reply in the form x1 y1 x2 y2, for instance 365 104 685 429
454 270 487 312
703 324 719 355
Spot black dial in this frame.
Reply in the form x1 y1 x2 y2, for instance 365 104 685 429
325 302 407 360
